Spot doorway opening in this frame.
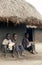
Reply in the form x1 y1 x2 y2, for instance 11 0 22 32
26 28 33 41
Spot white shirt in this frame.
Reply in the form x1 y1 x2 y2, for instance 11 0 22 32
8 42 15 50
2 39 11 45
2 39 15 50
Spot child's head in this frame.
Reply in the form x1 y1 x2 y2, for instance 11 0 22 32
25 33 29 38
6 33 11 40
13 33 17 41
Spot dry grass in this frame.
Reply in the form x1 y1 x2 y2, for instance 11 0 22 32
0 0 42 20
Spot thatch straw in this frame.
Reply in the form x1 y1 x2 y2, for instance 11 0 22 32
0 0 42 26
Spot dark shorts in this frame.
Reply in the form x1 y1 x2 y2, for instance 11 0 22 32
19 45 24 52
15 45 24 52
25 46 32 51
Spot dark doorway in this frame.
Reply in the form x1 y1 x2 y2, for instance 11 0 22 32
26 28 33 41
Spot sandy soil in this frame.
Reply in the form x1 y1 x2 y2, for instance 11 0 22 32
0 60 42 65
0 43 42 65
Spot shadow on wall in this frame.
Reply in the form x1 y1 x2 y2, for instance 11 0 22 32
0 21 26 49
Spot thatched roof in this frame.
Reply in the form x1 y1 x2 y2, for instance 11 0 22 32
0 0 42 27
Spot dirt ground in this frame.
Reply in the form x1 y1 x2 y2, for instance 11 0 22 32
0 60 42 65
0 51 42 65
0 43 42 65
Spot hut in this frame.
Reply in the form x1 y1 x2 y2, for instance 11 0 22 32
0 0 42 49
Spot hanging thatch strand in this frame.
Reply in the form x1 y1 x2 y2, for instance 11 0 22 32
0 0 42 27
26 17 42 25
